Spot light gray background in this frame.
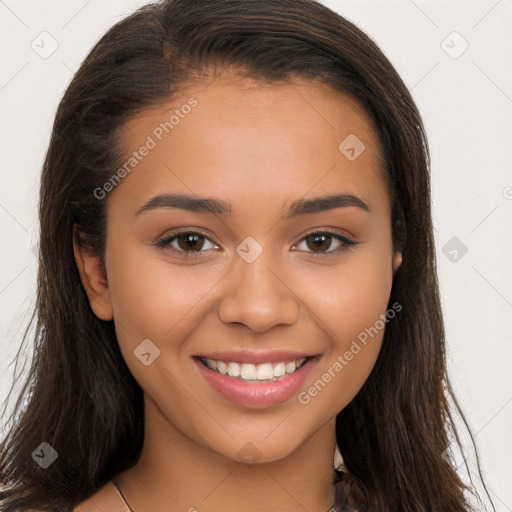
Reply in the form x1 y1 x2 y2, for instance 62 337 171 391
0 0 510 509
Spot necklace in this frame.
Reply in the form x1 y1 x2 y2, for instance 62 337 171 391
113 479 335 512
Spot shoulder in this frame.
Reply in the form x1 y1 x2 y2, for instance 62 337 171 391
73 480 128 512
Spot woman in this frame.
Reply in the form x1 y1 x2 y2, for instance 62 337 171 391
0 0 493 510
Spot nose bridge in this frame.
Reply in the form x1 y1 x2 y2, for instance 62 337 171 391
218 237 300 331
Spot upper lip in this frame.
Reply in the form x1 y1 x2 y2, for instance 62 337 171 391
194 349 318 364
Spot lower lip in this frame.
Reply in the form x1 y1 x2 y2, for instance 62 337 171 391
193 357 318 408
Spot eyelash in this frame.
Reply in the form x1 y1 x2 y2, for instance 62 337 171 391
154 229 358 259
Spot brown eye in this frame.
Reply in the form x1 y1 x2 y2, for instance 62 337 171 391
155 231 218 257
305 234 332 252
176 233 205 251
295 231 357 256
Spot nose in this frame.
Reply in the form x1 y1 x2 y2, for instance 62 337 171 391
218 250 300 333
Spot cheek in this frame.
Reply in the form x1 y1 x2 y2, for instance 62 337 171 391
292 250 394 407
295 249 394 341
105 244 221 344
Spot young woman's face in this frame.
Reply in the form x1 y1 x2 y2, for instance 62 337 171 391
80 71 402 464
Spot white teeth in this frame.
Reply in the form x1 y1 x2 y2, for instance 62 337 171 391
285 361 296 373
256 363 274 380
227 362 241 377
241 363 257 380
216 360 228 375
273 362 286 377
201 357 308 382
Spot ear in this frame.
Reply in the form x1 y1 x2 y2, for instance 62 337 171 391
392 251 402 275
73 230 113 321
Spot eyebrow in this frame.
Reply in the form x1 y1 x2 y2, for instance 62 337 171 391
135 192 372 218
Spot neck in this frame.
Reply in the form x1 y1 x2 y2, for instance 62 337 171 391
115 395 337 512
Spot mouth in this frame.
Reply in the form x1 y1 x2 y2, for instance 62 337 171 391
192 353 320 408
195 355 314 383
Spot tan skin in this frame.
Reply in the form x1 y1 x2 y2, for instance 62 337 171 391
73 70 402 512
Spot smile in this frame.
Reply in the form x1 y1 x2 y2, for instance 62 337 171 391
193 354 319 408
198 357 309 382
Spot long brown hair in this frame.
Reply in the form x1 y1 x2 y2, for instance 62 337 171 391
0 1 494 510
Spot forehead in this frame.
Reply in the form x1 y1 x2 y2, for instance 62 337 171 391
112 71 388 217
